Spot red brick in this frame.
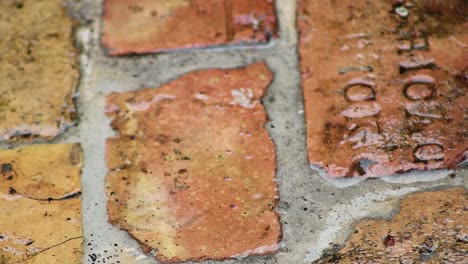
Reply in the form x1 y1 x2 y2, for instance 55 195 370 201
298 0 467 178
105 63 280 262
102 0 278 55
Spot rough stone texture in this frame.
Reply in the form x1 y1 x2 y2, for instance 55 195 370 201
298 0 467 178
315 188 468 263
0 0 80 141
102 0 278 55
0 144 83 264
105 63 280 262
44 1 468 263
0 143 82 199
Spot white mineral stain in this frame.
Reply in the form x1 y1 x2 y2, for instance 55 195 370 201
231 88 256 108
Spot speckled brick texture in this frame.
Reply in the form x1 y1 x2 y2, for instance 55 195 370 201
298 0 467 178
315 188 468 263
102 0 278 55
105 63 280 262
0 144 83 263
0 0 79 141
0 0 466 264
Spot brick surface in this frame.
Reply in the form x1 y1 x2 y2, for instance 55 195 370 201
298 0 467 178
0 144 83 263
102 0 278 55
0 0 79 141
315 188 468 263
105 63 280 262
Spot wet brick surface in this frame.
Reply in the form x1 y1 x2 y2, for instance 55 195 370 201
298 0 467 178
0 0 466 263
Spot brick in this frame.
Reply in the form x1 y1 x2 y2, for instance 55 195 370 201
0 0 79 141
102 0 278 55
0 144 83 263
105 63 280 262
315 188 468 263
298 0 467 178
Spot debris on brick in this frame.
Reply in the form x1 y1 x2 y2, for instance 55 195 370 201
0 143 83 263
102 0 278 55
298 0 467 178
315 188 468 263
106 62 280 262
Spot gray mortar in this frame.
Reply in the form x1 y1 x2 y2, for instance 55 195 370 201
2 1 464 263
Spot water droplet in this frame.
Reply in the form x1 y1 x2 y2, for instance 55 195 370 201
405 83 435 100
403 75 436 101
405 102 442 119
413 144 444 162
395 6 409 18
344 84 376 102
341 102 381 118
399 59 435 74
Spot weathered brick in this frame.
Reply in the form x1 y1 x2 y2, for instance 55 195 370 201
105 63 280 262
315 188 468 263
298 0 467 178
0 144 83 263
102 0 277 55
0 0 79 141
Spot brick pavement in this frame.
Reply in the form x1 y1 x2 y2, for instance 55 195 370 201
0 0 466 263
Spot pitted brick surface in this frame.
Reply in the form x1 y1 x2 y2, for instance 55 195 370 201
0 0 79 141
315 188 468 263
105 63 281 262
0 144 83 263
102 0 278 55
298 0 467 178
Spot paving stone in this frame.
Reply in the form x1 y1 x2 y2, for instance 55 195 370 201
0 144 82 200
0 143 83 263
102 0 278 55
298 0 467 178
105 62 280 262
0 0 80 141
315 188 468 263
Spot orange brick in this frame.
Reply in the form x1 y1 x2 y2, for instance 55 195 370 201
0 0 79 141
0 144 83 263
102 0 278 55
298 0 467 178
105 63 281 262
